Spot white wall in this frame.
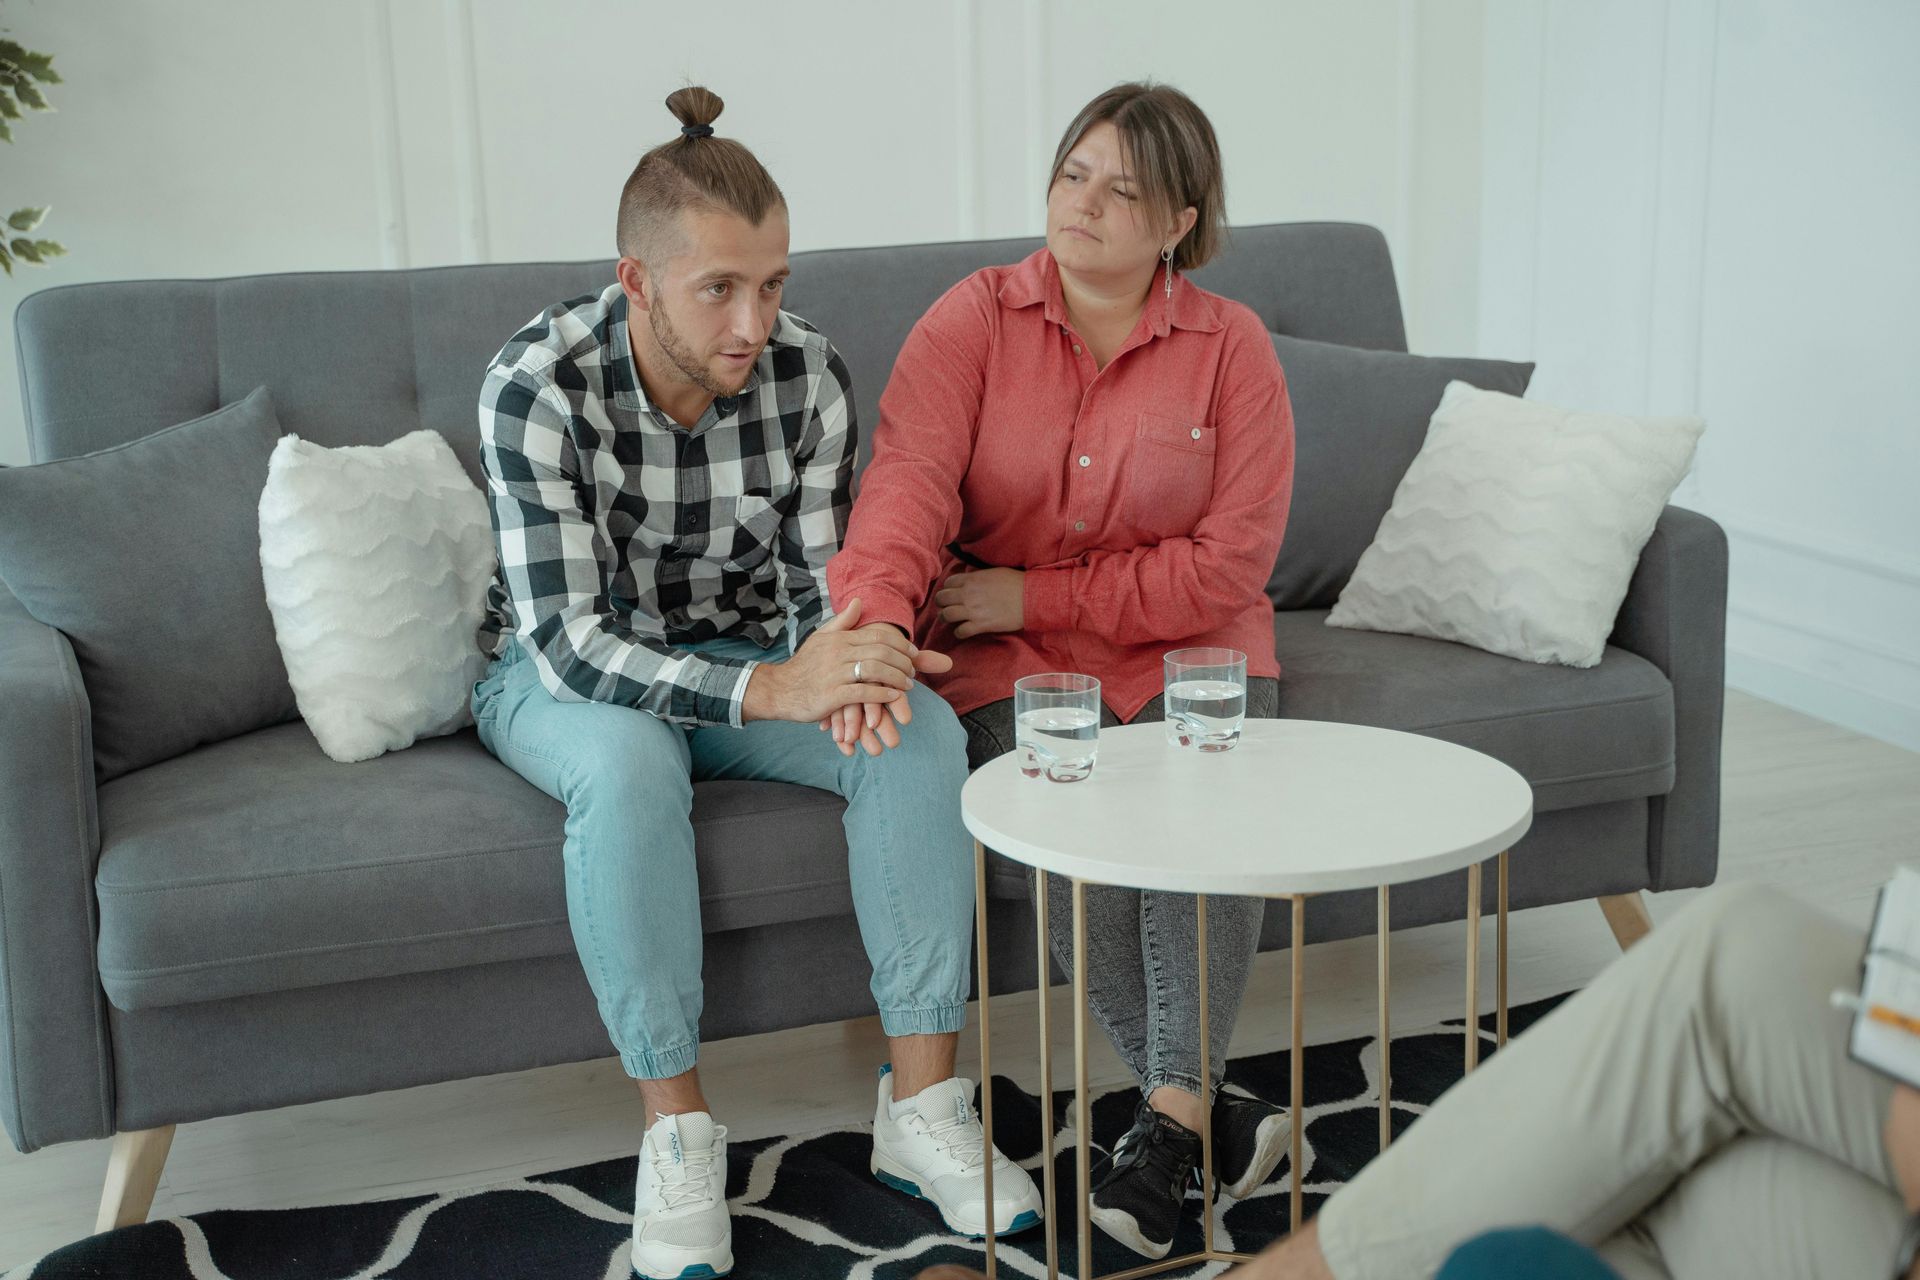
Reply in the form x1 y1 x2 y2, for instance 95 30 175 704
15 1 1908 749
1 0 1483 466
1476 0 1920 750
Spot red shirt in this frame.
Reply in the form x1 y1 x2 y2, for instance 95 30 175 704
828 248 1295 722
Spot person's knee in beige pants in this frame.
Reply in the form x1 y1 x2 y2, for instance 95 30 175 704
1234 881 1909 1280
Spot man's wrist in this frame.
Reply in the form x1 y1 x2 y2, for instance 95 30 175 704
741 662 785 722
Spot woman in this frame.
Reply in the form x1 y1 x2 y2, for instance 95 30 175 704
828 82 1296 1259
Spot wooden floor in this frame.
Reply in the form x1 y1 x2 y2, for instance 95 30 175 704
3 689 1916 1270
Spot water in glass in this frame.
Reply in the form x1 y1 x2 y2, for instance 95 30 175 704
1164 647 1248 751
1013 672 1101 782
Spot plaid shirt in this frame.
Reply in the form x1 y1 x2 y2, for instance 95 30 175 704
477 283 855 728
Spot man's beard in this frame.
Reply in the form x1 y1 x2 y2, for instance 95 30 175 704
650 297 752 398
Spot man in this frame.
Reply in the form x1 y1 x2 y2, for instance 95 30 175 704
471 86 1042 1279
919 879 1919 1280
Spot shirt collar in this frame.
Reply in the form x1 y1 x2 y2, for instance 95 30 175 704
608 287 797 423
996 247 1224 336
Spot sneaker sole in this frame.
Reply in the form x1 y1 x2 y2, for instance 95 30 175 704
869 1154 1042 1238
632 1260 732 1280
1220 1112 1291 1201
1087 1203 1174 1260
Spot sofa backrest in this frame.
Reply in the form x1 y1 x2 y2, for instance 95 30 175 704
15 221 1406 483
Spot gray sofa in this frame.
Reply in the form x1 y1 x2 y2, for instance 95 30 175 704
0 223 1726 1224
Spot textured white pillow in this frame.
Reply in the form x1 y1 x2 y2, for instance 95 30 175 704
258 430 497 763
1326 381 1704 668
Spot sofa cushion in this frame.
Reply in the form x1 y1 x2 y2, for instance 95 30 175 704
1265 335 1534 611
1273 608 1676 811
0 387 299 781
980 610 1675 901
94 721 856 1011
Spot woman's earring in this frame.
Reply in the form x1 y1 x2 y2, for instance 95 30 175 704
1162 243 1175 299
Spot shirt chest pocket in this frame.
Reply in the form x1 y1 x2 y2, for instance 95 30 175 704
713 489 785 571
1126 412 1216 540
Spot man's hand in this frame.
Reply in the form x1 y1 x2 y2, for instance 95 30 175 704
934 568 1025 640
741 599 921 723
820 625 953 757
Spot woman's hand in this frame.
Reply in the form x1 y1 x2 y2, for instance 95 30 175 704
935 568 1026 640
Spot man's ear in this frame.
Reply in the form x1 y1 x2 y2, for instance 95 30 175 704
616 256 653 314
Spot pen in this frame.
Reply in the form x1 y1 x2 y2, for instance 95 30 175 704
1832 990 1920 1036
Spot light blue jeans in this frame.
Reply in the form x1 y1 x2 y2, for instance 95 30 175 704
471 633 975 1080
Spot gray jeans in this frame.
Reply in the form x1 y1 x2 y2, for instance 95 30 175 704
961 678 1281 1100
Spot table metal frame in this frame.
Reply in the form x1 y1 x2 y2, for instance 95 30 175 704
974 843 1512 1280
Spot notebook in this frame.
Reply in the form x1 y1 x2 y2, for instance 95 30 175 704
1850 866 1920 1088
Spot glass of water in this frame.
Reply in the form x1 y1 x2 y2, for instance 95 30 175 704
1014 673 1101 782
1164 647 1248 752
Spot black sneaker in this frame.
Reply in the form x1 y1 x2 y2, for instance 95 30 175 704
1087 1100 1203 1259
1211 1090 1291 1199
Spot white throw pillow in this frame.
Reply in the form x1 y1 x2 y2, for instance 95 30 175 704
258 430 497 763
1326 381 1704 668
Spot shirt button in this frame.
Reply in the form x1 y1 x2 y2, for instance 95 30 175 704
1078 455 1091 468
1072 344 1083 356
1074 520 1086 532
1191 428 1202 440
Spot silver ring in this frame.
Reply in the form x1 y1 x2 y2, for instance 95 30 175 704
852 660 863 683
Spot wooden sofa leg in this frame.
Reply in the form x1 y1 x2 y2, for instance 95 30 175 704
95 1125 175 1234
1598 892 1654 952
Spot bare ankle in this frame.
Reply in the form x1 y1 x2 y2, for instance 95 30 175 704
1146 1084 1207 1134
637 1068 709 1128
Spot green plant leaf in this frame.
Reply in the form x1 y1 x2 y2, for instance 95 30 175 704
7 206 46 232
31 239 64 258
20 54 59 85
0 244 13 276
0 88 20 121
12 78 45 112
0 118 13 144
11 237 41 264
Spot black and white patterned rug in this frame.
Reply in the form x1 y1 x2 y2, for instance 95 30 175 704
12 997 1568 1280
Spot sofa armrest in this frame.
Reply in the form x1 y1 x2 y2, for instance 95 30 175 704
0 585 113 1153
1607 505 1730 893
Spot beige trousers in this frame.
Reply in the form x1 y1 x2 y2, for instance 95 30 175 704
1317 882 1907 1280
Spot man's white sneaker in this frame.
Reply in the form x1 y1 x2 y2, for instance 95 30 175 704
632 1112 732 1280
869 1066 1044 1238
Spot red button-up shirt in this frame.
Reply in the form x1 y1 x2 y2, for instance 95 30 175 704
828 248 1294 722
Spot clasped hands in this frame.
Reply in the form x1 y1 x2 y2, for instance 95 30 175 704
791 567 1025 758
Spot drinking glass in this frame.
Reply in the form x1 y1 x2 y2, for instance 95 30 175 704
1164 647 1248 752
1013 673 1101 782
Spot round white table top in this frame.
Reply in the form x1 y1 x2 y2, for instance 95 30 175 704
960 719 1535 896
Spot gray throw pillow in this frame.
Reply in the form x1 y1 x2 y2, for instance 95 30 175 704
0 387 298 781
1267 334 1535 610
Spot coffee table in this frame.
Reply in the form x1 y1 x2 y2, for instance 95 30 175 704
962 719 1535 1279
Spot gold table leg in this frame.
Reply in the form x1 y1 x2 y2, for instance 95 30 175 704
1465 861 1482 1074
1498 850 1510 1048
1378 885 1391 1152
1196 893 1215 1258
974 842 997 1277
1037 873 1059 1279
1074 879 1092 1280
1290 894 1305 1233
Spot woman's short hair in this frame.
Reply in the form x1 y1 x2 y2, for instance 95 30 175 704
616 86 786 267
1048 82 1226 272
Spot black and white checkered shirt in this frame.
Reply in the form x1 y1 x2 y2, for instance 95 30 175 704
477 283 855 728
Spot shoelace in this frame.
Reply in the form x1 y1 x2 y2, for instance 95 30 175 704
650 1127 728 1212
920 1110 989 1171
1099 1112 1197 1197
